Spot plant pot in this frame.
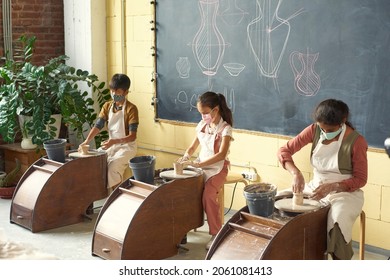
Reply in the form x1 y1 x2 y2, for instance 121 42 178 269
21 137 37 149
0 186 16 199
19 114 62 149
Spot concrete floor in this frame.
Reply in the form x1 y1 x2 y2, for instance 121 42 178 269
0 197 224 260
0 197 388 260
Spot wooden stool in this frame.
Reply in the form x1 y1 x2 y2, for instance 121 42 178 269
219 173 248 224
324 210 366 260
195 172 248 232
359 210 366 260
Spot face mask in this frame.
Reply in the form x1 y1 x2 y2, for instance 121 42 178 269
321 125 343 140
111 93 125 102
202 113 212 125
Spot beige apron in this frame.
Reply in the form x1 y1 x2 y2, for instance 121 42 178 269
197 121 227 182
306 124 363 242
105 102 137 188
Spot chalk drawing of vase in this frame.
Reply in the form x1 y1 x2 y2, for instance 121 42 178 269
176 57 191 78
290 51 321 96
247 0 290 78
220 0 248 26
192 0 225 76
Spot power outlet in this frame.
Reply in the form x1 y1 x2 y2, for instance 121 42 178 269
241 171 258 181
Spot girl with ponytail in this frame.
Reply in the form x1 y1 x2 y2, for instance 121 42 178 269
178 91 234 250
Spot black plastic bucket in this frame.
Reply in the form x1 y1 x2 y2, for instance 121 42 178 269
243 183 277 217
129 156 156 184
43 138 67 163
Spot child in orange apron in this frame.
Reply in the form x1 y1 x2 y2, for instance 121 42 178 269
178 91 234 250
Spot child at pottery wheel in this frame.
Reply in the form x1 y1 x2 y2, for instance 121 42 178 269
178 91 234 250
277 99 368 260
79 74 139 195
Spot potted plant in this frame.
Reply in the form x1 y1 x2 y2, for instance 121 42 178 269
19 114 37 149
0 35 110 148
0 158 21 199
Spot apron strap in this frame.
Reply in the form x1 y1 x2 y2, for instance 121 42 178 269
338 130 360 174
214 122 228 154
311 124 321 157
310 123 360 174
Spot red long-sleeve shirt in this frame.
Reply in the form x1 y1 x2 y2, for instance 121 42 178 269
277 124 368 192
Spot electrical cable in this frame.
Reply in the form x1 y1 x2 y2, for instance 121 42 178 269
224 182 238 216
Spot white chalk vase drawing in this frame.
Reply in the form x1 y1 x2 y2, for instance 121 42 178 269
290 51 321 96
192 0 225 76
220 0 248 26
247 0 290 78
176 57 191 78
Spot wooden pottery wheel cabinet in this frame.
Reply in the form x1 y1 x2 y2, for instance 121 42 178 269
92 168 204 260
10 151 108 232
206 195 330 260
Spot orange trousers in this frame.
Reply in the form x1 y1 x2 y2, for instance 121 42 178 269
202 161 229 235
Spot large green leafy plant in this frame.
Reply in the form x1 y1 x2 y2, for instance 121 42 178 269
0 35 110 147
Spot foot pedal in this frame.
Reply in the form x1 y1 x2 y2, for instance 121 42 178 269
82 213 93 221
180 234 187 244
177 244 189 251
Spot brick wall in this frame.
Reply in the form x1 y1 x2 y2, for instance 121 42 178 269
0 0 64 145
0 0 64 65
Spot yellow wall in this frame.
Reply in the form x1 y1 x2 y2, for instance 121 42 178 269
106 0 390 251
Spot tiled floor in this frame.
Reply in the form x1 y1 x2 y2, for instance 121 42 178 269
0 197 388 260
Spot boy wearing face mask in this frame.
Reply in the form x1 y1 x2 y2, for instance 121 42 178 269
277 99 368 260
79 73 139 194
178 91 234 250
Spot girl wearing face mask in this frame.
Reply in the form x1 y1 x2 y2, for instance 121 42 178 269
277 99 368 260
178 91 233 250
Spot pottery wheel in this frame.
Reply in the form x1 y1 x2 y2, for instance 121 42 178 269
274 198 321 213
68 151 99 158
159 170 199 180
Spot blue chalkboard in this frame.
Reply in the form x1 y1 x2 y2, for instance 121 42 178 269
155 0 390 148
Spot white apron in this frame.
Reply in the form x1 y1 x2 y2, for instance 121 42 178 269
197 122 226 182
105 102 137 188
306 125 363 243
